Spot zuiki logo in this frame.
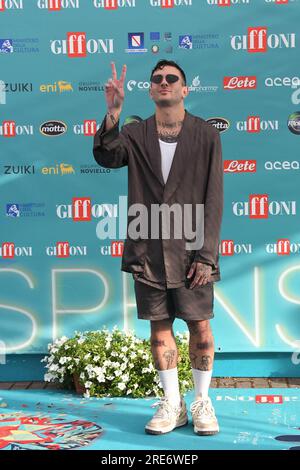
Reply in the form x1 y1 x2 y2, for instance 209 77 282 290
50 33 114 56
40 121 67 136
231 27 296 52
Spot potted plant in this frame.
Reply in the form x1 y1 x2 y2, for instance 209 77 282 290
42 327 193 398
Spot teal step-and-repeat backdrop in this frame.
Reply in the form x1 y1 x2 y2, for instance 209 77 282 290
1 0 300 355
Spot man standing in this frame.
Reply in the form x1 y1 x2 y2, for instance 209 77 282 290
93 60 223 436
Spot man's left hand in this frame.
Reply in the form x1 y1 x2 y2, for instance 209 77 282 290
187 262 212 289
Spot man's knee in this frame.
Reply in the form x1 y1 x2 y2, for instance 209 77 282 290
150 318 174 337
186 320 213 339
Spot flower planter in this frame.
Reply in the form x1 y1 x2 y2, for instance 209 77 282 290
73 374 86 395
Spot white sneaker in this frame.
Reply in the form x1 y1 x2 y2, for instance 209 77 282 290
190 396 219 436
145 396 188 435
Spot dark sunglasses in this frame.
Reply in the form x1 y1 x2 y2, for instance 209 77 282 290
150 74 180 85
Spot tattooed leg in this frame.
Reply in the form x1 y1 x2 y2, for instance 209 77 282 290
187 320 214 371
150 319 178 370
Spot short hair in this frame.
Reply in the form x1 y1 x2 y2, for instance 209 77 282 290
150 59 187 86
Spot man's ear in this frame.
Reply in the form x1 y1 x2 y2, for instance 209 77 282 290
183 85 189 98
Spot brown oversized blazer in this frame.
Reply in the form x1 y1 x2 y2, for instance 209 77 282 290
93 109 223 289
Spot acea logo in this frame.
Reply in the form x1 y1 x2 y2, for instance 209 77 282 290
40 121 67 136
206 117 230 133
287 112 300 134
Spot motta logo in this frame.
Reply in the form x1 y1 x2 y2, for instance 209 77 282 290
99 241 124 257
93 0 136 8
232 195 297 217
56 198 118 220
40 120 67 136
0 0 23 10
45 242 87 257
207 0 250 5
224 76 257 89
50 33 114 56
220 240 253 255
231 27 296 51
1 243 32 258
0 121 33 136
149 0 192 7
37 0 80 9
73 120 97 135
265 239 291 255
236 116 279 132
206 117 230 133
224 160 256 173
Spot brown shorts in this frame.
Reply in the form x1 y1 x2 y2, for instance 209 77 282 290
134 280 214 322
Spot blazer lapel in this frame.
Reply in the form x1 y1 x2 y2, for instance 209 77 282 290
163 110 192 202
145 110 193 201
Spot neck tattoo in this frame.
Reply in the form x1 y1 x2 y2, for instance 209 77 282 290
157 119 183 143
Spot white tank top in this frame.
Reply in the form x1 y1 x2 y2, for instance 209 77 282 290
159 139 178 184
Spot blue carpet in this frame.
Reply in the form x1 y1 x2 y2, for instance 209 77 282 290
0 388 299 450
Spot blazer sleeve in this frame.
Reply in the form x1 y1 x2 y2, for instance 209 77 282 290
93 115 129 168
194 129 223 270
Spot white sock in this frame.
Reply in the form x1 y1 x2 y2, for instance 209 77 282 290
158 367 181 407
192 368 213 399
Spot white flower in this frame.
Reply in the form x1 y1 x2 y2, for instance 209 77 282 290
126 389 132 395
84 353 91 360
117 382 126 391
111 362 120 368
85 381 92 388
121 346 128 353
122 374 129 382
59 357 69 365
49 364 59 372
111 351 118 357
107 375 114 380
74 358 80 364
114 370 122 377
44 373 57 382
130 352 137 359
93 355 100 361
80 372 85 380
142 368 150 374
103 360 111 367
78 337 85 344
120 363 127 371
84 390 90 398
